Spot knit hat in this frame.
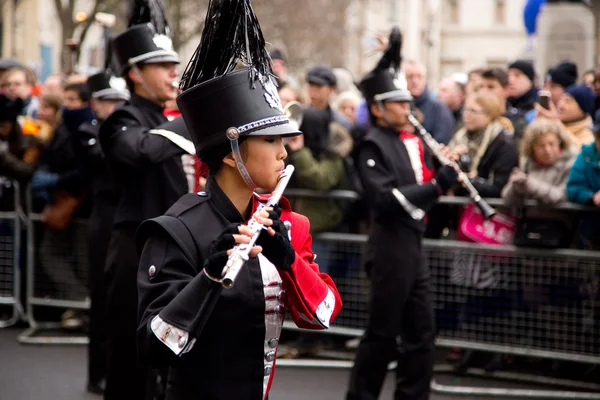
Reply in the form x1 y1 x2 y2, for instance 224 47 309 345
564 84 596 115
508 60 535 83
546 61 578 88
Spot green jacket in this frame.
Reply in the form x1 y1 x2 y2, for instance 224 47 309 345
288 147 346 234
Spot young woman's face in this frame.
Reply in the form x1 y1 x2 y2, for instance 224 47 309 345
532 132 562 166
243 135 288 191
462 98 492 131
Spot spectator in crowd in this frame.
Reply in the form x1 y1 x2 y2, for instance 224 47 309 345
582 68 595 88
0 94 37 185
538 84 596 148
43 74 65 96
1 66 39 118
437 76 466 130
502 117 577 208
507 60 539 120
37 93 63 133
0 58 23 83
567 127 600 249
559 84 596 148
448 91 518 198
404 59 455 144
278 82 301 108
270 48 298 88
544 61 578 106
466 67 485 95
33 81 94 332
479 67 528 141
334 90 361 125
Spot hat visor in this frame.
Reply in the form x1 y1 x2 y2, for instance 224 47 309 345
246 121 302 138
92 89 130 101
139 54 181 66
374 90 413 102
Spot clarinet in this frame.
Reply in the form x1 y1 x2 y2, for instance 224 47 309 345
221 165 295 289
407 114 496 220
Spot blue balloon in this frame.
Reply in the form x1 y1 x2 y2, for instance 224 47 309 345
523 0 546 36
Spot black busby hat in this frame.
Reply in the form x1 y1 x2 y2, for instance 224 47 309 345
87 72 130 101
111 0 180 76
177 0 300 160
360 27 412 104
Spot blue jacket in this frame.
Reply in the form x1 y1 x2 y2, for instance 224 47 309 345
567 143 600 205
414 88 455 144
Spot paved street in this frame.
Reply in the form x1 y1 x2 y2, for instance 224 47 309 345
0 327 581 400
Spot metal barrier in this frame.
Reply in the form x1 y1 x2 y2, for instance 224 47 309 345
0 180 24 328
18 187 90 344
282 190 600 398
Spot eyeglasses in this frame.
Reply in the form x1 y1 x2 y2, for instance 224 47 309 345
463 107 487 116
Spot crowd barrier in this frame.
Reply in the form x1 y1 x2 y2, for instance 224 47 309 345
283 189 600 398
2 185 598 397
17 186 89 345
0 181 23 328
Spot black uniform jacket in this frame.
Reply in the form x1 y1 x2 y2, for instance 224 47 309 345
357 125 440 233
136 178 342 400
99 94 190 226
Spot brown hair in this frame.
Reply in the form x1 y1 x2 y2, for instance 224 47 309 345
481 67 508 87
467 91 504 121
520 117 573 159
40 92 63 112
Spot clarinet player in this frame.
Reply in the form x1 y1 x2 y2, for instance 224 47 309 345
346 27 457 400
135 1 341 398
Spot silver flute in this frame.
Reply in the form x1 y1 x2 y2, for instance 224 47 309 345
221 165 295 289
408 114 496 220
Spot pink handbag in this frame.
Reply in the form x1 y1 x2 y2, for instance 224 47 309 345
457 203 516 245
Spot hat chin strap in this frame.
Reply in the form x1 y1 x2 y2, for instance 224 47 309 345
227 128 257 191
376 100 397 128
132 65 158 102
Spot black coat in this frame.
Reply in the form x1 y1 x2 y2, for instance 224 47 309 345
136 178 342 400
99 93 188 226
357 126 439 234
463 131 519 198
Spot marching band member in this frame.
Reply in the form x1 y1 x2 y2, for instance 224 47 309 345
346 27 457 400
135 0 341 399
98 0 193 398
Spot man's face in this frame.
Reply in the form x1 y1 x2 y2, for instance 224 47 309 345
3 70 31 101
557 94 585 122
479 78 508 103
404 63 426 97
437 78 464 111
132 62 179 104
63 89 85 110
307 83 333 110
92 98 122 121
372 100 410 128
507 68 532 98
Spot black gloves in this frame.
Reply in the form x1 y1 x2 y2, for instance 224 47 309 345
203 223 239 281
435 165 459 193
256 206 295 272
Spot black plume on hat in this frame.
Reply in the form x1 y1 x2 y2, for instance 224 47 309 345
128 0 170 34
375 27 403 73
0 94 24 122
179 0 272 91
360 26 412 104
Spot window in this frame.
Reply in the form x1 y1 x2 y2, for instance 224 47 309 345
495 0 505 24
447 0 459 24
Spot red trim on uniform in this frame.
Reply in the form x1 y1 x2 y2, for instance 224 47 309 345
399 131 435 183
253 195 342 329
